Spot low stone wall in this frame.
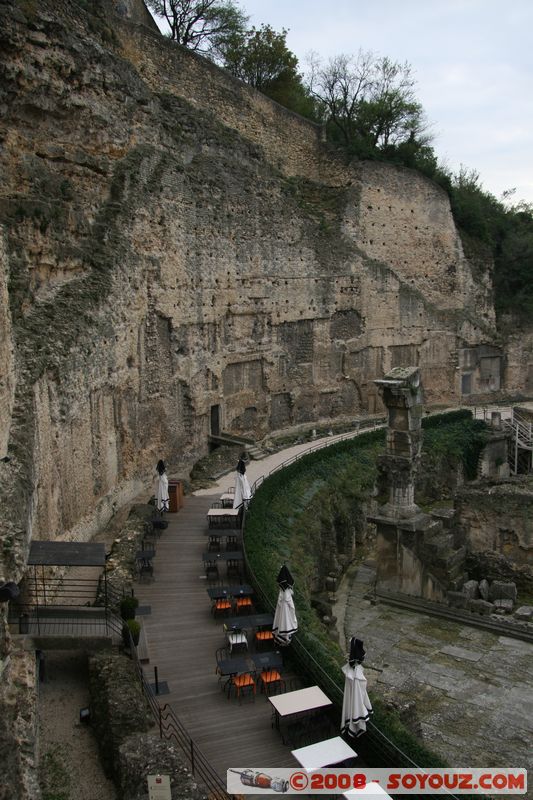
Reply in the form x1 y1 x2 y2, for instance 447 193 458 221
89 650 210 800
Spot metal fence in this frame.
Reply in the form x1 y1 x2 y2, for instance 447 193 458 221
242 418 465 799
127 631 234 800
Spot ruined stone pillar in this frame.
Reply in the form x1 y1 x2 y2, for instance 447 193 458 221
374 367 423 519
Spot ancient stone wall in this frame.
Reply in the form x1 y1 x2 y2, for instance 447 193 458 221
456 481 533 569
0 0 504 582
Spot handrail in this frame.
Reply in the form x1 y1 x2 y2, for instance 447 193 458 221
251 417 387 494
242 417 464 798
126 630 233 800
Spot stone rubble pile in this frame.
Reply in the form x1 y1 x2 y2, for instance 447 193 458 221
447 577 533 625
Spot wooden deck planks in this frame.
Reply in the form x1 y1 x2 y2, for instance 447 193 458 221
134 494 300 780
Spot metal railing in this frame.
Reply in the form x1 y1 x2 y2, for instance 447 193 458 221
241 420 463 798
126 630 233 800
251 416 387 494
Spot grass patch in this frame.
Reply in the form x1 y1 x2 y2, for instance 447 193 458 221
40 744 71 800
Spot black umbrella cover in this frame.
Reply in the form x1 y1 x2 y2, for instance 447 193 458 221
276 564 294 590
348 637 365 666
0 582 20 602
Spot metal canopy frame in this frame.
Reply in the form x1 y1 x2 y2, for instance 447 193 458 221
20 541 111 637
28 541 106 566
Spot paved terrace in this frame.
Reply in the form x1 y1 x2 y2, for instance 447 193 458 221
132 429 375 789
133 494 303 778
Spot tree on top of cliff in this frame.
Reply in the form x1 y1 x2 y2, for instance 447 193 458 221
146 0 248 57
306 50 431 159
220 24 317 117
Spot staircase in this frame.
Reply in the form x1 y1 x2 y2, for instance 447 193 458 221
505 408 533 474
208 431 266 460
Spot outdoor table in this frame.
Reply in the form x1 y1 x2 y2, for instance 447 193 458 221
207 585 253 600
344 784 394 799
251 651 283 670
217 651 282 676
225 613 273 629
269 686 332 743
217 655 251 676
202 551 243 563
292 736 358 770
219 492 235 508
207 507 241 528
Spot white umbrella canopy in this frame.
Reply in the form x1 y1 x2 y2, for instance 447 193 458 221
341 637 373 737
156 472 169 513
232 456 252 509
272 565 298 646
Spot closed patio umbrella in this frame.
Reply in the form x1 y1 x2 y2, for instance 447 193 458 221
156 460 169 513
232 455 252 510
272 565 298 646
341 637 373 737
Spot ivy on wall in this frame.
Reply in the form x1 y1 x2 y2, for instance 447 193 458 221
244 410 488 767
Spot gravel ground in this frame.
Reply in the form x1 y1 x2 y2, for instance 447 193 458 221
38 652 118 800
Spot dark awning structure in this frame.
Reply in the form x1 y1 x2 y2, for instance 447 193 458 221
28 541 106 567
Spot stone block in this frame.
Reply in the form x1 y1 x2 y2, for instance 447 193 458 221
513 605 533 622
493 598 514 614
447 590 467 609
479 579 490 601
468 599 494 616
462 579 479 599
489 581 517 602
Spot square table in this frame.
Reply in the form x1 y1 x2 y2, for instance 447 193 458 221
292 736 357 770
202 551 243 562
269 686 332 743
219 492 235 508
225 613 273 630
217 651 282 677
251 651 283 670
269 686 332 718
207 584 253 600
344 784 394 799
207 507 241 528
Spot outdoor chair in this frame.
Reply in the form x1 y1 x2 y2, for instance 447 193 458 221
224 624 248 653
225 535 241 551
137 556 154 581
226 558 242 581
254 627 274 649
207 535 220 553
215 647 230 692
234 596 254 614
228 671 256 703
259 668 285 698
205 561 220 582
212 597 232 618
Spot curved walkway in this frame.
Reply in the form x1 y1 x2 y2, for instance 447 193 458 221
134 403 525 790
133 495 299 781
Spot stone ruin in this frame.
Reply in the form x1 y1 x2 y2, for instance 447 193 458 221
369 367 467 602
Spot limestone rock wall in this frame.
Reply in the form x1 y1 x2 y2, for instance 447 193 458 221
456 481 533 568
0 0 503 582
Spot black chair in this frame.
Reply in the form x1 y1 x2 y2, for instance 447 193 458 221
205 560 220 583
225 535 241 552
226 558 242 581
137 556 154 581
207 535 220 553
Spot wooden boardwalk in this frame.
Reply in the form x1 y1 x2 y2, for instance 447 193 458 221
133 494 301 782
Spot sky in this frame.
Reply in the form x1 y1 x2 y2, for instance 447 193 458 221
151 1 533 206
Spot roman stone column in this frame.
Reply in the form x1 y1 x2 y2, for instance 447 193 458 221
374 367 423 519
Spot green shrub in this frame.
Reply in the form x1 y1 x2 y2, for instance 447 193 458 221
122 619 141 647
244 411 488 767
120 595 139 621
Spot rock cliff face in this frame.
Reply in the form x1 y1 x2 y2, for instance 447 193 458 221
0 0 503 572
